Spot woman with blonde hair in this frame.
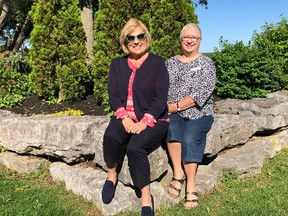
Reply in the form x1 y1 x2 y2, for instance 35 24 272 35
101 18 169 216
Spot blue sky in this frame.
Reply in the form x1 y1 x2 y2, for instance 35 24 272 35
195 0 288 53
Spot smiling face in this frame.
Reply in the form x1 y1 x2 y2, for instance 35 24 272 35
126 27 148 58
180 25 201 55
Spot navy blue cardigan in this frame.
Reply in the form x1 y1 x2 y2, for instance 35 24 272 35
108 53 169 121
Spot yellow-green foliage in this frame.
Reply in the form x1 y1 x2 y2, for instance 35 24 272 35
50 108 84 116
0 145 6 153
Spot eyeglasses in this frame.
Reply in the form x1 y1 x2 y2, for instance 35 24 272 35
125 33 146 43
182 36 201 42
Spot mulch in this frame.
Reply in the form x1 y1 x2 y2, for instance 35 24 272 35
6 95 106 116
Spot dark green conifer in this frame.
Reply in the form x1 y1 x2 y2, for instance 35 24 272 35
29 0 89 101
150 0 198 59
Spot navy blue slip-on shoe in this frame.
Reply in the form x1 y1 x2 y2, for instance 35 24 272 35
141 195 154 216
101 179 117 204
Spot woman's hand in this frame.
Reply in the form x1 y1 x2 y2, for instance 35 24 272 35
168 97 196 114
129 121 147 134
122 117 135 133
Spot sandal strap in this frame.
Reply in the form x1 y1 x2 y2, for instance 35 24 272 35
186 191 198 197
185 191 199 203
169 183 181 194
185 199 198 203
167 174 186 198
171 175 186 184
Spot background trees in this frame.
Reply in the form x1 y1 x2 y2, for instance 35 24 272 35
29 0 90 101
212 18 288 99
93 0 152 112
0 0 287 112
150 0 197 59
0 0 34 53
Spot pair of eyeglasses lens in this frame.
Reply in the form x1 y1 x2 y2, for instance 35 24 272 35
182 36 200 42
126 33 146 43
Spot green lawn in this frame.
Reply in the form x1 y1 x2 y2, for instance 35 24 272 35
1 148 288 216
0 164 101 216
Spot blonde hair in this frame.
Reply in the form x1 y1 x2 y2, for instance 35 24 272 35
119 18 151 54
180 23 202 40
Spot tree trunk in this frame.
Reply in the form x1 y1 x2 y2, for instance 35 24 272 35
0 0 8 30
80 0 94 67
7 15 33 53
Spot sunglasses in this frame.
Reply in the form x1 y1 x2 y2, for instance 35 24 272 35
125 33 146 43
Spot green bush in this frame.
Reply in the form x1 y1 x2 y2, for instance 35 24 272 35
29 0 90 102
0 53 33 108
212 18 288 99
93 0 151 113
150 0 197 60
212 39 274 99
252 18 288 90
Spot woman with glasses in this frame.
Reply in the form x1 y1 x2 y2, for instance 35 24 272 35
101 18 169 216
166 23 216 209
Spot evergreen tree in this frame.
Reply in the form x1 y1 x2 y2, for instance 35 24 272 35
150 0 198 59
93 0 150 112
29 0 90 101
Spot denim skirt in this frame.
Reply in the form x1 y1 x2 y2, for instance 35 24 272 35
166 113 213 163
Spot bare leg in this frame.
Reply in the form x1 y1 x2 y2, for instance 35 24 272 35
107 164 118 184
141 185 152 207
167 142 185 196
102 164 118 204
183 162 198 208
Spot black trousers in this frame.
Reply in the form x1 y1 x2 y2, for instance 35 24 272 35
103 117 168 189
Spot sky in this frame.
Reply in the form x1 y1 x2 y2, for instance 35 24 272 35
195 0 288 53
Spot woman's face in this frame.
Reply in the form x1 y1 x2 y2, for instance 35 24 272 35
181 26 201 54
126 27 148 57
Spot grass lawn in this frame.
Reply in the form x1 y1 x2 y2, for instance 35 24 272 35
1 148 288 216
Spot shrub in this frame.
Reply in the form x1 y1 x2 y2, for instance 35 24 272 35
0 52 33 108
29 0 90 101
252 18 288 90
212 18 288 99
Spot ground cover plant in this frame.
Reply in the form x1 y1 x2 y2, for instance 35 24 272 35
1 148 287 216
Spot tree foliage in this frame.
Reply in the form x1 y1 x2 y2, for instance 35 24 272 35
0 0 34 52
252 18 288 89
212 18 288 99
93 0 151 112
150 0 197 59
3 0 288 112
0 53 32 108
29 0 90 101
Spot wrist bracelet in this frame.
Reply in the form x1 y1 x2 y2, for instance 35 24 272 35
121 116 129 120
176 101 181 112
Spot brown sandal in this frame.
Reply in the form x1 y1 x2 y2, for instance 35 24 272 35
167 175 186 198
184 191 199 209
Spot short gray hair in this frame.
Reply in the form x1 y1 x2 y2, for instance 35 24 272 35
180 23 202 40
